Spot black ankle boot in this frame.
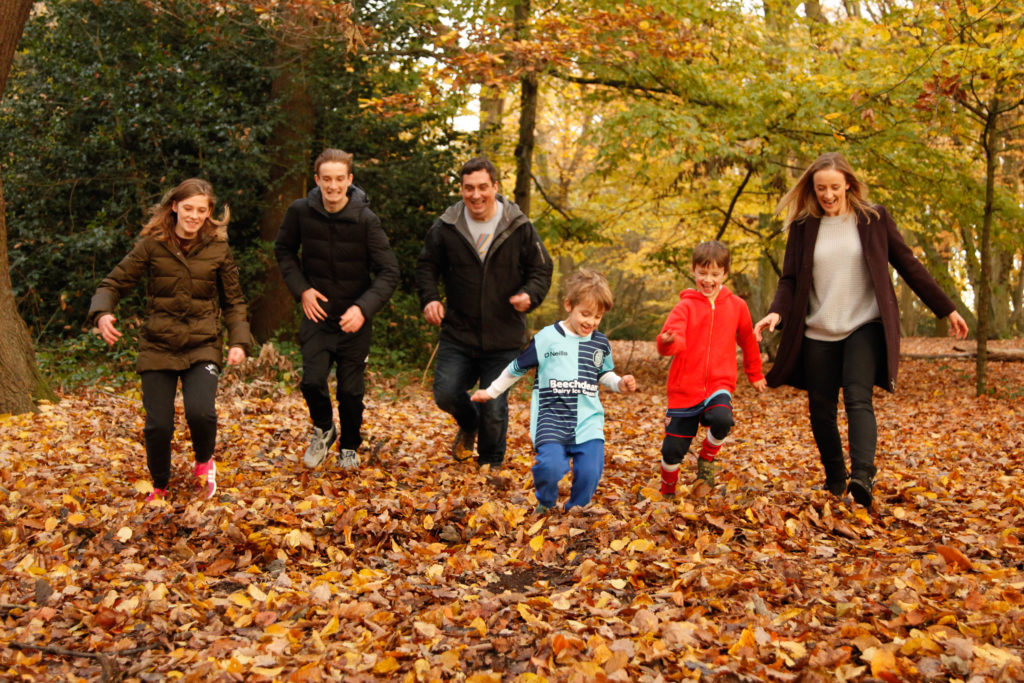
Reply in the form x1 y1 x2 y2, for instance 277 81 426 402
847 477 873 509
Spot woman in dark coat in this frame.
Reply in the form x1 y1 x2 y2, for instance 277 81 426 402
754 152 968 509
90 178 252 501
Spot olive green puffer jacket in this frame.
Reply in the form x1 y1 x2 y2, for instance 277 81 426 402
89 235 252 372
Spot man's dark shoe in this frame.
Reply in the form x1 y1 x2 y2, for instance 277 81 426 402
825 478 847 497
847 478 873 509
451 427 476 462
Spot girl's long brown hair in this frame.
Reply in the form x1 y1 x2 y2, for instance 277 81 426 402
140 178 229 241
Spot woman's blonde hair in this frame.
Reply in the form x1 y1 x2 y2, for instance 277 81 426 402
140 178 228 241
776 152 878 227
563 268 614 312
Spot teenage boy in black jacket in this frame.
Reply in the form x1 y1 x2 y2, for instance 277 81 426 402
276 149 399 470
416 156 553 468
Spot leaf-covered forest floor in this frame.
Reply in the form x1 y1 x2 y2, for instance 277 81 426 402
2 339 1023 682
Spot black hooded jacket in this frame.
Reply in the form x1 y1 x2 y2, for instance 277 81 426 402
416 196 552 351
274 186 399 334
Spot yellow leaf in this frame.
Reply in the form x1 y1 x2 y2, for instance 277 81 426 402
426 564 445 582
68 513 86 525
471 616 487 636
247 584 267 603
610 538 628 552
824 112 843 120
527 519 544 535
423 514 434 530
774 607 804 624
229 591 252 608
869 647 898 679
115 527 132 543
44 517 58 532
251 667 284 677
728 627 757 656
627 539 652 553
321 615 340 637
373 656 400 674
529 535 544 551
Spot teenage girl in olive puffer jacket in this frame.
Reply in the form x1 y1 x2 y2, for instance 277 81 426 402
89 178 252 502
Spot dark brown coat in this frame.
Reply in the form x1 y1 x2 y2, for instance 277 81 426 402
89 235 252 372
766 205 956 392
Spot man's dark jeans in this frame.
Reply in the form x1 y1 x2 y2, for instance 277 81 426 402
433 339 520 465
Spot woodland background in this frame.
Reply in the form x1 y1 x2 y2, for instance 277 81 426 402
0 0 1022 403
0 0 1023 681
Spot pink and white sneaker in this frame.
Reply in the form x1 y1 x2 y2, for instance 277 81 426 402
195 460 217 499
146 487 168 502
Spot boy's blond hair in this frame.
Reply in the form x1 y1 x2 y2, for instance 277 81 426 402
563 268 614 311
692 240 730 273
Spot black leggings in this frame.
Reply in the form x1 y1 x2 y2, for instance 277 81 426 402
141 362 220 489
801 322 884 485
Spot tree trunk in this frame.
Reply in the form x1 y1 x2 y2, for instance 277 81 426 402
249 43 316 341
479 87 505 158
0 0 56 414
976 99 1000 395
512 0 537 216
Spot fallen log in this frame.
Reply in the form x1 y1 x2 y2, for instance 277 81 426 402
901 348 1024 361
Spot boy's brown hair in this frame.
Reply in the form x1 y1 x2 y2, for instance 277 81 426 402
314 148 354 176
563 268 614 311
692 240 730 273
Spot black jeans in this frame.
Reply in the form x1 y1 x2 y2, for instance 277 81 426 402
801 322 884 487
300 323 372 451
432 339 520 465
141 362 220 489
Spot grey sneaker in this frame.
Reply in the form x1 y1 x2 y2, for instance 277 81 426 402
303 425 337 469
338 448 359 470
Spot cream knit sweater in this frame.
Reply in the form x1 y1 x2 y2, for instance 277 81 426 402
804 212 881 341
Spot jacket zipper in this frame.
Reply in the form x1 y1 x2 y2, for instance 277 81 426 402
703 298 716 392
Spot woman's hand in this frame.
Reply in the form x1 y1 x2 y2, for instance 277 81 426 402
227 346 246 366
946 311 969 340
753 313 781 342
96 314 121 346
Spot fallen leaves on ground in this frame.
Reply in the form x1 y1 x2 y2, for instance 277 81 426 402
1 340 1022 682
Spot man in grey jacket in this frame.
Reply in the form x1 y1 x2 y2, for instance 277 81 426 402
416 157 553 468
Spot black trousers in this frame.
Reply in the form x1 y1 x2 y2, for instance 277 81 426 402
141 362 220 489
300 323 372 451
801 322 884 487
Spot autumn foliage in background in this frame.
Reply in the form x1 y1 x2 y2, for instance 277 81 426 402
1 340 1022 681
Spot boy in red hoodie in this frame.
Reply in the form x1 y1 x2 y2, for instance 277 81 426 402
656 241 766 492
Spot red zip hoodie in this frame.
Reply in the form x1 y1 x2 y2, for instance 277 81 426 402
657 286 764 409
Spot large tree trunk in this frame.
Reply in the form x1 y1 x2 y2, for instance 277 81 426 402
0 0 56 414
976 98 1000 395
249 56 316 341
512 0 537 216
